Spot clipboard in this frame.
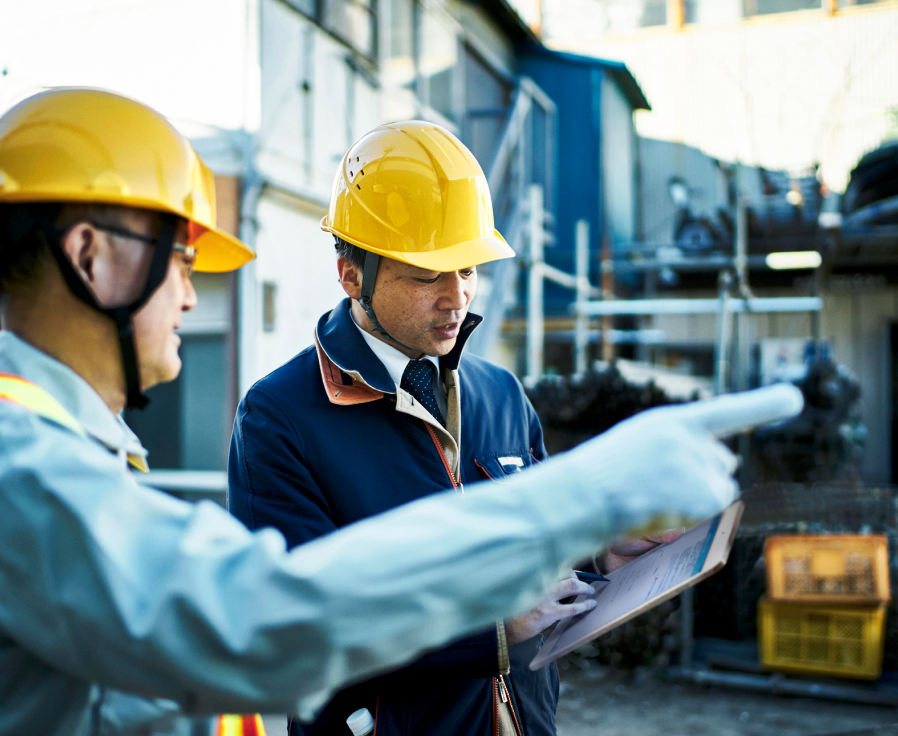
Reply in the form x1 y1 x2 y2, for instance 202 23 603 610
530 500 744 670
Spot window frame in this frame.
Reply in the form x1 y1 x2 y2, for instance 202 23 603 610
282 0 379 65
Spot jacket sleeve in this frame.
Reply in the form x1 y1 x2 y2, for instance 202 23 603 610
0 400 683 722
229 387 502 688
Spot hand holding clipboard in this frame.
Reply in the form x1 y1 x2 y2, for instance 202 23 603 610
529 384 804 669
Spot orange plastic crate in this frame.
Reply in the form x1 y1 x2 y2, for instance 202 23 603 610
764 534 890 603
758 597 886 680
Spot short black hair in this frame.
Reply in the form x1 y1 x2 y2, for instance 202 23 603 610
0 202 146 299
0 204 56 298
334 236 367 270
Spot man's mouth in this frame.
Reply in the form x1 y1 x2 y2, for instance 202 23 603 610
432 321 460 339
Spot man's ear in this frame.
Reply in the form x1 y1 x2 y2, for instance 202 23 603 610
60 222 117 303
337 256 363 300
60 222 100 286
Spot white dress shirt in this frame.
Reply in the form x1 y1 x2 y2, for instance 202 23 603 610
351 314 449 420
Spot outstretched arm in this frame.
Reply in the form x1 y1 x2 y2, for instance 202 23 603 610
0 385 801 722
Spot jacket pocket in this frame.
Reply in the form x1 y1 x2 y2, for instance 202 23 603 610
474 452 532 483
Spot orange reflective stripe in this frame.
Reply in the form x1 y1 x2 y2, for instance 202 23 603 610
215 714 268 736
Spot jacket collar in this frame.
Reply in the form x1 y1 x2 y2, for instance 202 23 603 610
315 298 483 396
0 330 148 461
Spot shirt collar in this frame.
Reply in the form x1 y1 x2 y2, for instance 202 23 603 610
0 331 147 459
350 314 440 390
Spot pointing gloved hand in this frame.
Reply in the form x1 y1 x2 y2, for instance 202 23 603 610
537 384 804 548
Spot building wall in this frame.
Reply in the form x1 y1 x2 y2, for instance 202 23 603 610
253 193 345 379
601 75 637 246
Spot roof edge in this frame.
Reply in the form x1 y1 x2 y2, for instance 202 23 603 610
523 47 651 111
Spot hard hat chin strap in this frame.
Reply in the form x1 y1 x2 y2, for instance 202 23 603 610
358 251 387 337
357 251 416 353
38 209 177 411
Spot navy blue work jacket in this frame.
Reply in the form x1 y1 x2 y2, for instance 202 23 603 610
229 299 558 736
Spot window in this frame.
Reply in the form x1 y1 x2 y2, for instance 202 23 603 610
590 0 667 35
382 0 469 124
683 0 742 24
386 0 415 92
744 0 821 15
286 0 377 61
463 47 511 169
418 4 459 121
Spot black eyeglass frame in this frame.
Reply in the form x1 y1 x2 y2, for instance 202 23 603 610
88 221 197 275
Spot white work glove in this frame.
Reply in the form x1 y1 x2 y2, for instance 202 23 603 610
531 384 804 547
506 570 596 644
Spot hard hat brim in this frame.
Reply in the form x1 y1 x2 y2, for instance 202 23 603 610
192 225 256 273
0 189 256 273
322 219 514 272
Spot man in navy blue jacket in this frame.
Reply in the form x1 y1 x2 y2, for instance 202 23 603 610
229 122 644 735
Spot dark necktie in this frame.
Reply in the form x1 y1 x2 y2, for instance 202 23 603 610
401 359 445 427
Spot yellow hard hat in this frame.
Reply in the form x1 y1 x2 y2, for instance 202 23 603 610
0 88 254 273
321 121 514 272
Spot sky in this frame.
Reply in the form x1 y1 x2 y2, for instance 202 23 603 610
0 0 259 133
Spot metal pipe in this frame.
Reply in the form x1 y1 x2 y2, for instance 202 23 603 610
735 197 752 300
573 296 823 316
574 219 590 374
714 271 733 396
541 263 601 297
608 254 769 273
680 588 694 668
525 184 545 386
668 668 898 707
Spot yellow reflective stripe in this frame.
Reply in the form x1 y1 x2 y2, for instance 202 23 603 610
127 453 149 473
0 372 149 473
0 373 85 437
215 714 268 736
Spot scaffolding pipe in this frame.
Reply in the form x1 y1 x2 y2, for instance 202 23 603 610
574 219 590 375
714 271 733 396
526 185 545 386
573 296 822 316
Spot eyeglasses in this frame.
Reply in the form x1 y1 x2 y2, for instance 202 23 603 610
89 221 197 276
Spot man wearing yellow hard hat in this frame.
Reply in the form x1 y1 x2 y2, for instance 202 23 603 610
226 122 791 736
0 88 786 735
229 121 603 736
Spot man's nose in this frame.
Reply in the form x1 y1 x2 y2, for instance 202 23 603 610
437 272 468 311
183 275 198 312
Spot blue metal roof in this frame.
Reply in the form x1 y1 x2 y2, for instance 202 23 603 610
522 47 650 111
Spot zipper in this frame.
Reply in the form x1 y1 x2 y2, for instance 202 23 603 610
499 675 525 736
492 677 500 736
425 421 460 491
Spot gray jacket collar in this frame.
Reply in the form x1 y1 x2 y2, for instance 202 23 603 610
0 331 147 460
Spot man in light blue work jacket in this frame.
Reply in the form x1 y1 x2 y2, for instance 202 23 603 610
0 87 800 736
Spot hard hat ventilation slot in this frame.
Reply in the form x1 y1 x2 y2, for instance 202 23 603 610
357 184 361 190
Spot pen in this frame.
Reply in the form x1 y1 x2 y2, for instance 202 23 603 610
574 571 609 583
